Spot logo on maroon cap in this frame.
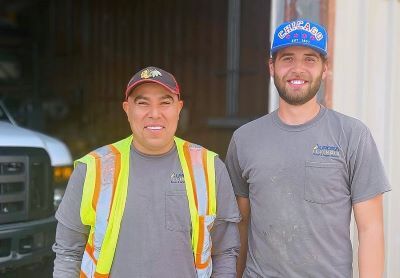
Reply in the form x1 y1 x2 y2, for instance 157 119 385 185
140 68 162 79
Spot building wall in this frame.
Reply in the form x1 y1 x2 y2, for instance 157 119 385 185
333 0 400 277
19 0 271 159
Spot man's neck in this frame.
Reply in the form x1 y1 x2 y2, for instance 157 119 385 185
277 99 321 125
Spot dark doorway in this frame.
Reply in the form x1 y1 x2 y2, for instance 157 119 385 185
0 0 271 158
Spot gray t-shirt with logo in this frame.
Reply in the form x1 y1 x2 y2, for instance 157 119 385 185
225 106 390 278
53 145 240 278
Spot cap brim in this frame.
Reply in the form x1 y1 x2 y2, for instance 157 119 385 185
125 79 180 99
271 42 327 57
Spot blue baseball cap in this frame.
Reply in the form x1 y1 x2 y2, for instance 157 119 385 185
271 19 328 57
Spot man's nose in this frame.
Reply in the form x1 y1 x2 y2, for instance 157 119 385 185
148 105 161 118
290 60 305 74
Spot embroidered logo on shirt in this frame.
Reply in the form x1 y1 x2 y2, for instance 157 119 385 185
170 172 185 183
312 144 340 157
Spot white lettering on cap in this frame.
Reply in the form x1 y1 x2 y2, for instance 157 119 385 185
277 20 324 41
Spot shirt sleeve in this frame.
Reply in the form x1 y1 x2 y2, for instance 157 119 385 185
53 222 88 278
53 162 90 277
55 163 89 233
349 128 391 204
225 135 250 197
211 157 241 277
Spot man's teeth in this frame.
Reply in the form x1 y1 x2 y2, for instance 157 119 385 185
147 126 162 130
290 80 305 85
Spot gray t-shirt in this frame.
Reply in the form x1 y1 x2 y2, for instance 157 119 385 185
53 145 240 278
225 106 390 278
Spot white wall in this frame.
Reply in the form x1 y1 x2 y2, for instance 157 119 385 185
333 0 400 277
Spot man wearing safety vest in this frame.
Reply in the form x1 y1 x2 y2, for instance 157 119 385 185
53 66 241 278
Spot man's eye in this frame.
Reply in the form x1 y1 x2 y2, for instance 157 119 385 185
305 57 316 63
282 57 293 62
136 101 148 105
161 100 173 105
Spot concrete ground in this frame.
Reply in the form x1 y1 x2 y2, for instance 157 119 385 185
1 257 53 278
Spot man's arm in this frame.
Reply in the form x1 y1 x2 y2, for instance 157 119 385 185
53 223 88 277
236 196 250 278
211 158 241 277
211 220 240 278
53 163 89 277
353 194 385 278
224 136 250 278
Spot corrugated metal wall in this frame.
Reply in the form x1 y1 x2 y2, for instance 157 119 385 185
25 0 271 158
333 1 400 276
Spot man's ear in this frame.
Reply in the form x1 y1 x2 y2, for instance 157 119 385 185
268 58 275 77
321 59 328 80
122 101 129 116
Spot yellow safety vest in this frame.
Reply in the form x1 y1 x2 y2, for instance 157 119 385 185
77 135 217 278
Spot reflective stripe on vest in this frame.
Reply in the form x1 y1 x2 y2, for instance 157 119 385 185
77 135 217 277
78 136 131 278
175 137 216 277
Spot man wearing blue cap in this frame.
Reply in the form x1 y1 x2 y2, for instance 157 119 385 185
226 19 390 277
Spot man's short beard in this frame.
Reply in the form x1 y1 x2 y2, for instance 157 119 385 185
274 75 322 106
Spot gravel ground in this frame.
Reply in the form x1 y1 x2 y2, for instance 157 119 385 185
1 257 53 278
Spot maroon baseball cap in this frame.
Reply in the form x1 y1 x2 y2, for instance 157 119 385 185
125 66 180 100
